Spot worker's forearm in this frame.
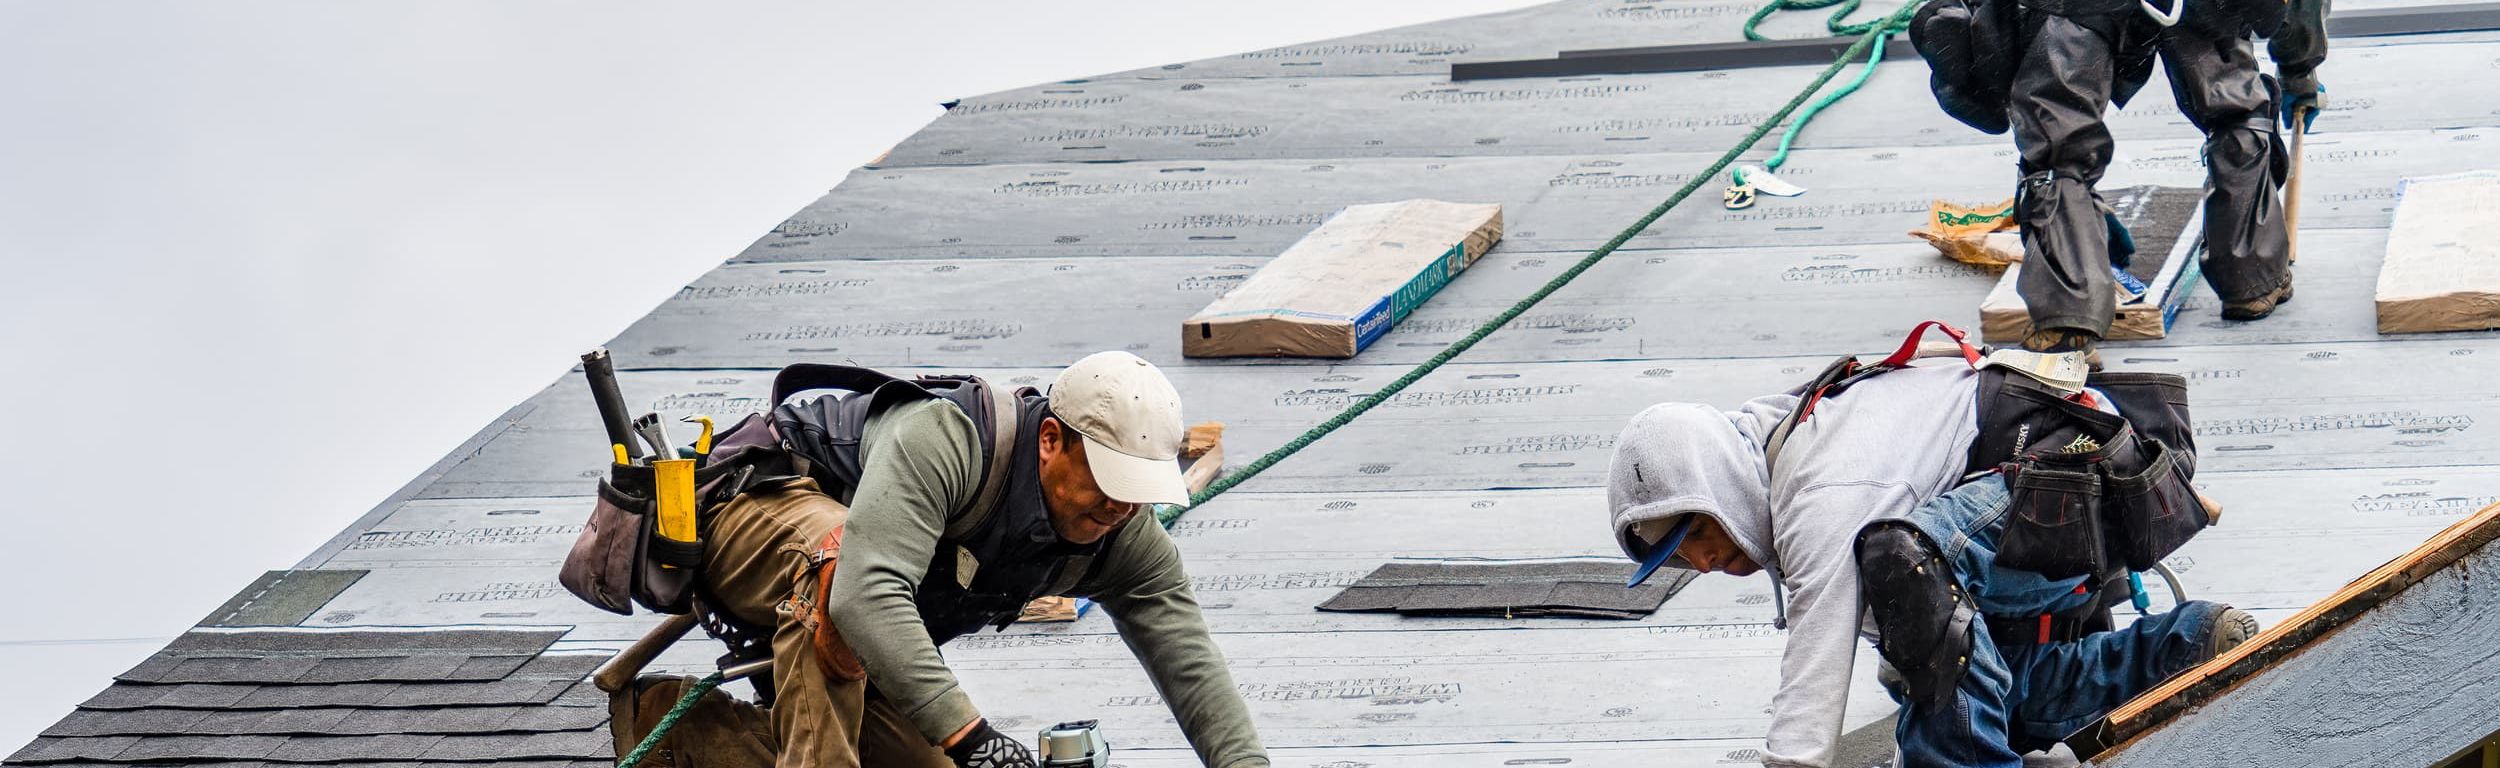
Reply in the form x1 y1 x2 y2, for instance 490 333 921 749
1109 591 1267 767
827 527 982 742
1760 572 1859 768
1096 522 1269 767
826 400 986 743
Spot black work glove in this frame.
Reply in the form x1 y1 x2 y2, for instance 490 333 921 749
946 720 1036 768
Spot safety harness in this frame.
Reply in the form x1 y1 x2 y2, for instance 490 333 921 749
1768 322 2207 647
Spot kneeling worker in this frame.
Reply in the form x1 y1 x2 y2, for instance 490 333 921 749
1602 352 2255 767
703 351 1267 768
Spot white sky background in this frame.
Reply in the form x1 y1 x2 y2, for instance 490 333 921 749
0 0 1550 749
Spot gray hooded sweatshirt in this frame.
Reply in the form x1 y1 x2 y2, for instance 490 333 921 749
1607 360 1979 768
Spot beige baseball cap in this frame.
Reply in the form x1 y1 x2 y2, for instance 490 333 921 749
1049 351 1190 505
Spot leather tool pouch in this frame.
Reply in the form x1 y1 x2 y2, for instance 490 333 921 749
561 414 787 616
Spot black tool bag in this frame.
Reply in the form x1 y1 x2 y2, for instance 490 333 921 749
1972 370 2206 579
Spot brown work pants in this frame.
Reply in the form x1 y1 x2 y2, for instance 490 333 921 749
699 479 953 768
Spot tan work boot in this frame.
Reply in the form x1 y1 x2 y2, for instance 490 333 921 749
2020 328 2104 372
2221 274 2295 321
2204 606 2262 659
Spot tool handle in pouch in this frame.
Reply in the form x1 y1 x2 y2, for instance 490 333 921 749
583 348 645 461
650 457 702 568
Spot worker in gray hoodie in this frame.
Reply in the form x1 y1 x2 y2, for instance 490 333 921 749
1606 357 2257 768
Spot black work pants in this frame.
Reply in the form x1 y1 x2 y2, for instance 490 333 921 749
2009 8 2291 336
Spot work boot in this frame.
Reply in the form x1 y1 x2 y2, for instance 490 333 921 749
2221 274 2295 321
2204 606 2262 660
2021 328 2104 372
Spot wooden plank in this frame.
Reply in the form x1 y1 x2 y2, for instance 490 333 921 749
2376 171 2500 334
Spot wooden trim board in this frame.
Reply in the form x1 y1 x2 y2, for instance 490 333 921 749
2073 499 2500 759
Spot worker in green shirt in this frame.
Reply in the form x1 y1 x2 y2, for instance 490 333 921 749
696 351 1266 768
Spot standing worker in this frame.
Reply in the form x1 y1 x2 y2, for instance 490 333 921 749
696 351 1267 768
1914 0 2330 363
1601 336 2258 767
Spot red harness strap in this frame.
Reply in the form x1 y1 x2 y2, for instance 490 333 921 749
1795 320 1984 427
1876 320 1984 369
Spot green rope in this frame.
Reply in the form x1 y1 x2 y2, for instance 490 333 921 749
1755 19 1903 177
616 671 724 767
1158 0 1929 528
623 4 1930 757
1743 0 1890 41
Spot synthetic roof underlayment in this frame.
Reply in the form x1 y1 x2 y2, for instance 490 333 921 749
16 1 2500 765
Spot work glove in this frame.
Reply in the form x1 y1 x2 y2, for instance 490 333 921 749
2280 77 2323 133
946 720 1037 768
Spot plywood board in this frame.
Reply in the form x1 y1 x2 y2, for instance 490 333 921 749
303 465 2494 647
410 339 2500 500
1048 0 2472 83
884 37 2500 167
734 128 2491 263
608 230 2471 370
935 624 1900 750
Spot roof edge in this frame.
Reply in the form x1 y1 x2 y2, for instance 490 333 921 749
2075 498 2500 759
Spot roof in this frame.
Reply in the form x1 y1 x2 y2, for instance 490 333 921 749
14 2 2500 766
8 627 613 766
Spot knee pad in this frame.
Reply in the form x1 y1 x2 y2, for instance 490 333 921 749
1857 523 1978 710
2204 114 2288 188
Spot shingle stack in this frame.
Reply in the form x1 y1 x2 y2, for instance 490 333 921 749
6 628 613 767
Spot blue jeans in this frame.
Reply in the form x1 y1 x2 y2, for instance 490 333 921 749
1878 475 2224 767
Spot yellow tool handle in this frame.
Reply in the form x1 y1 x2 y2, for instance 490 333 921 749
612 443 631 466
653 458 699 544
684 415 717 456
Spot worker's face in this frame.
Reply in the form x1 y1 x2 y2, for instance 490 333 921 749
1678 515 1762 577
1036 417 1145 545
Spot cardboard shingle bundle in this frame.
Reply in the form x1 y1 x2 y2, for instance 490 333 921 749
1975 186 2205 343
1182 199 1502 358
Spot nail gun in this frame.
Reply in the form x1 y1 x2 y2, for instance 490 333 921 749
1038 721 1110 768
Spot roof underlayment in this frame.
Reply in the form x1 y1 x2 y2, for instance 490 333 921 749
15 1 2500 765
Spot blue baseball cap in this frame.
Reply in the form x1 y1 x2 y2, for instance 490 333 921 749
1626 514 1697 588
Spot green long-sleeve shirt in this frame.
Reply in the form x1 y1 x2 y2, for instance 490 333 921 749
824 399 1268 768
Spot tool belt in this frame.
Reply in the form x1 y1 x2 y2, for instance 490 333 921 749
1983 573 2129 646
560 413 798 616
1979 371 2207 580
1986 610 2098 645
